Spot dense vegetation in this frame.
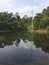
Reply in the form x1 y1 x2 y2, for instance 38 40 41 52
0 6 49 32
33 6 49 31
0 12 32 31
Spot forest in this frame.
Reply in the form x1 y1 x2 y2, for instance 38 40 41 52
0 12 32 31
0 6 49 33
32 6 49 33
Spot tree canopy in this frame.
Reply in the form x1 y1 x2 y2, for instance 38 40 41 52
0 12 32 31
33 6 49 30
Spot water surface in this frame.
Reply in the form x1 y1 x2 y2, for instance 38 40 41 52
0 32 49 65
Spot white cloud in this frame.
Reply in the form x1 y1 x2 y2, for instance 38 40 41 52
0 0 38 17
0 0 11 11
0 0 9 7
16 6 38 17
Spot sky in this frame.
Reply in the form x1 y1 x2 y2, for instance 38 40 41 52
0 0 49 17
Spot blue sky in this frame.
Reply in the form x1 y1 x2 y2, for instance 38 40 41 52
0 0 49 17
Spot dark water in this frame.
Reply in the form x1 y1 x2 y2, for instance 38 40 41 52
0 31 49 65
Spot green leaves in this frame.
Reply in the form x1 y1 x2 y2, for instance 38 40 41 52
33 6 49 30
0 12 32 31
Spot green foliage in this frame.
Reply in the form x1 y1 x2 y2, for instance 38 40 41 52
0 12 32 31
33 6 49 30
46 26 49 30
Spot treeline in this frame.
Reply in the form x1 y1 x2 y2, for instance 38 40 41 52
0 12 32 31
33 6 49 30
0 6 49 31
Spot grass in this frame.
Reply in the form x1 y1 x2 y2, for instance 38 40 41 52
36 29 49 34
28 29 49 34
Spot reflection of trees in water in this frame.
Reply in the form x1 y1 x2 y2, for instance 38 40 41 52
0 31 33 48
33 32 49 53
0 31 49 53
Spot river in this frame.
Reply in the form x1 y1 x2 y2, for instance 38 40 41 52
0 31 49 65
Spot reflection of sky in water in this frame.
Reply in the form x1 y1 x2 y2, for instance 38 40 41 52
0 39 49 65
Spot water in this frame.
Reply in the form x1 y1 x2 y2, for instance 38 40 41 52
0 32 49 65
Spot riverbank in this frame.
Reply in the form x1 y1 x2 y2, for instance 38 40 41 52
29 29 49 34
0 30 27 33
0 29 49 34
35 30 49 34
